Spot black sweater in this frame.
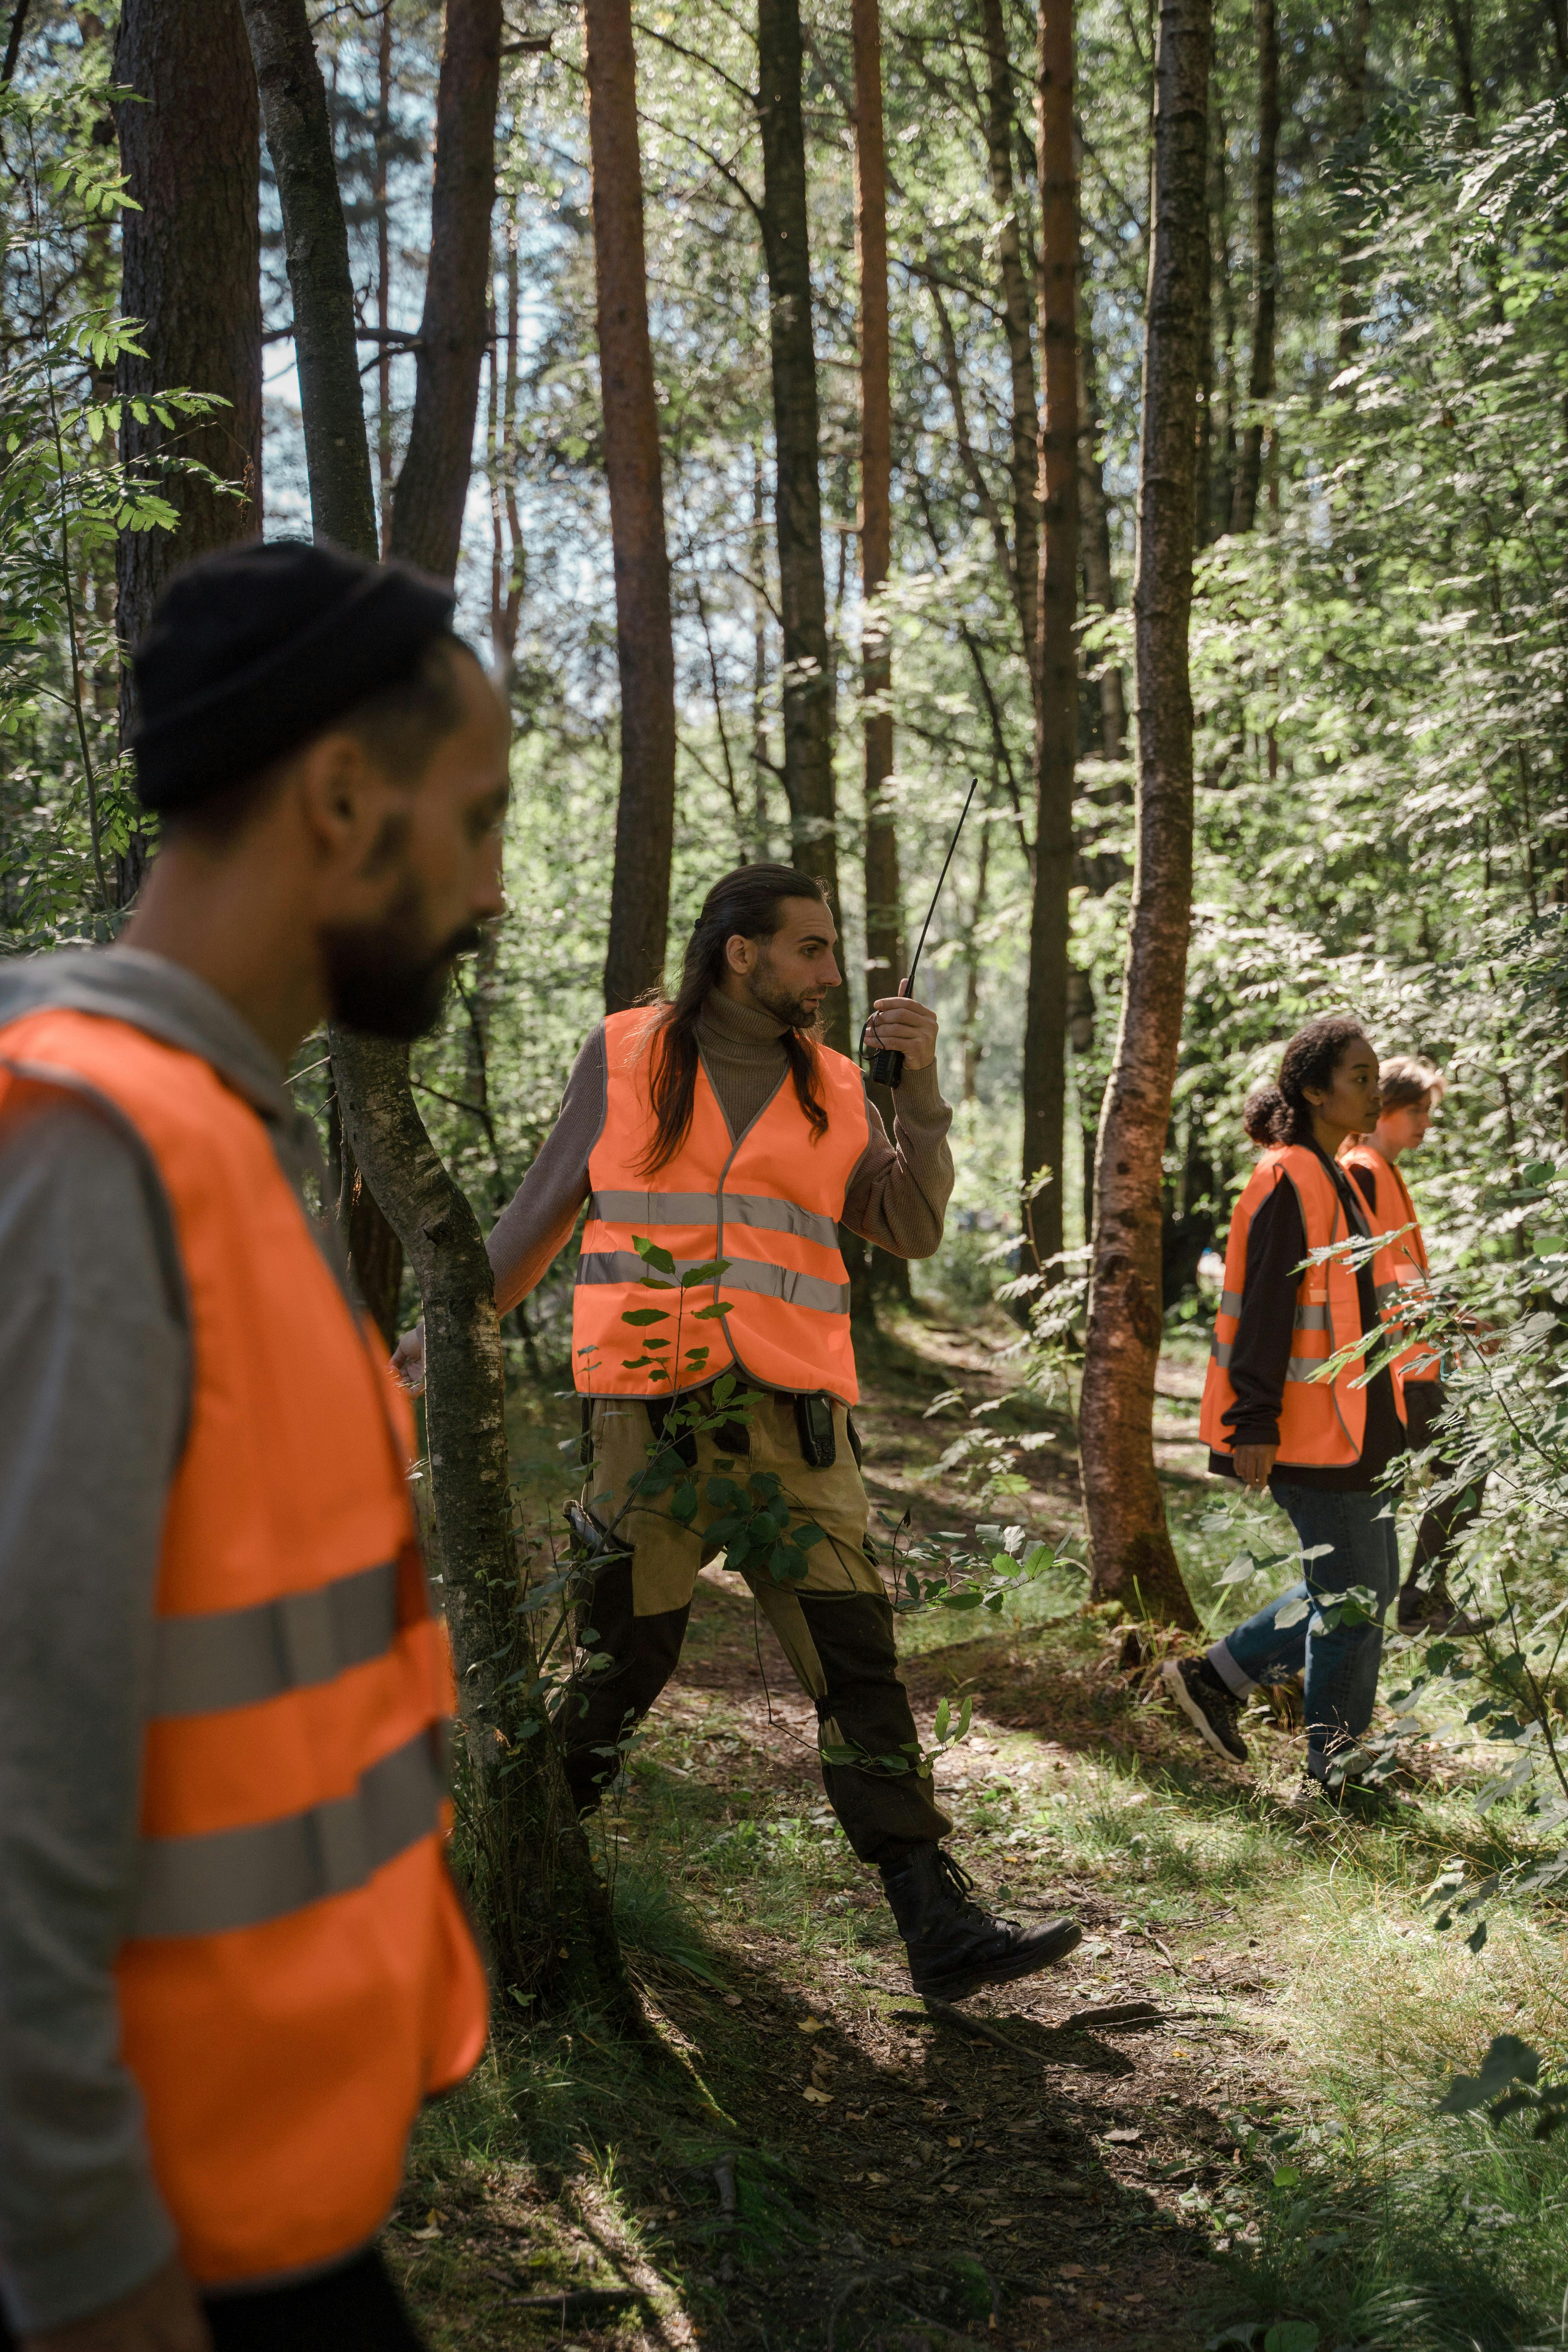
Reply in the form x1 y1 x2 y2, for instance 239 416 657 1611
1209 1143 1405 1494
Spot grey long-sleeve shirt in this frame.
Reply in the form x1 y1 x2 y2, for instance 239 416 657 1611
0 949 321 2333
488 989 955 1312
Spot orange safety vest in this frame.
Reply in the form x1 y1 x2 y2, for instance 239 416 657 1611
1339 1140 1441 1383
1199 1143 1411 1468
0 1008 488 2291
573 1006 869 1404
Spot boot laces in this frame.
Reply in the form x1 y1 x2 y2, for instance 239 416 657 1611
932 1849 1005 1928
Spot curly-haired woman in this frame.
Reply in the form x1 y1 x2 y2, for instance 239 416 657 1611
1161 1018 1412 1808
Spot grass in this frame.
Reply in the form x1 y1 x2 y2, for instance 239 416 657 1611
394 1312 1568 2350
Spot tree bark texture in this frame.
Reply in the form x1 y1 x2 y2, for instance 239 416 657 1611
1336 0 1370 366
114 0 261 900
244 0 403 1334
389 0 503 580
757 0 844 1049
253 0 630 2010
853 0 898 1010
979 0 1041 697
1078 0 1210 1630
851 0 906 1305
1229 0 1278 536
586 0 678 1014
240 0 379 557
1077 308 1126 760
1020 0 1078 1279
331 1033 635 2017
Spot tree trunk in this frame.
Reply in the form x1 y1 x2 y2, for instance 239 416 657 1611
586 0 677 1015
979 0 1041 696
1229 0 1278 535
249 0 631 2013
1077 303 1126 760
113 0 262 905
1078 0 1210 1630
389 0 503 581
1446 0 1478 122
1020 0 1078 1281
757 0 845 1050
850 0 908 1307
1336 0 1370 366
376 3 395 555
241 0 404 1335
240 0 378 558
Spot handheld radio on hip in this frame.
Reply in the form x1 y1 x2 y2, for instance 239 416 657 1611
864 775 981 1090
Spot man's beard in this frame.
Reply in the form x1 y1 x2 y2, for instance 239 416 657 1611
749 956 821 1032
321 880 483 1042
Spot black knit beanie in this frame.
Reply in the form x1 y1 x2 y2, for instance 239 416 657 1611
129 539 457 814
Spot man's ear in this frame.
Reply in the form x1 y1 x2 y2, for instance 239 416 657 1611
294 730 381 863
725 933 757 975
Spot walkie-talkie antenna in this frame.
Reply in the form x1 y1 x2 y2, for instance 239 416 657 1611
864 774 981 1091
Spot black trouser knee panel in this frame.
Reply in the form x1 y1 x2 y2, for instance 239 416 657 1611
557 1555 689 1811
795 1591 951 1867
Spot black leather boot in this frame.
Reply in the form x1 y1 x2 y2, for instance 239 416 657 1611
880 1844 1082 2000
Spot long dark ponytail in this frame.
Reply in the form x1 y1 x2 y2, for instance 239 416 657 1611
1243 1015 1370 1148
639 864 831 1176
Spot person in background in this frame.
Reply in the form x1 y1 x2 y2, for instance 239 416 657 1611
1341 1055 1490 1634
1160 1018 1413 1810
397 863 1083 2000
0 543 498 2352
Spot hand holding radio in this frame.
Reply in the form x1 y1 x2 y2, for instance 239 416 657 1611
866 986 938 1079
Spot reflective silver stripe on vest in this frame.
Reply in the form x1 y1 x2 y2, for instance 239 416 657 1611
151 1559 398 1719
1210 1339 1232 1367
131 1729 442 1940
576 1249 849 1316
1219 1289 1243 1318
1285 1353 1328 1383
1293 1303 1330 1332
588 1189 841 1253
1374 1281 1402 1311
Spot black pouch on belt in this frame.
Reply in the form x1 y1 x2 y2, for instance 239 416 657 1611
793 1390 837 1469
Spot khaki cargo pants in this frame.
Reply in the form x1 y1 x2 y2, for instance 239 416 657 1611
563 1387 950 1865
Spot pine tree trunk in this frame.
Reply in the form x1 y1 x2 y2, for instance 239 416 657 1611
587 0 677 1014
757 0 846 1050
1078 0 1210 1630
1229 0 1278 535
389 0 503 581
113 0 261 904
248 0 632 2014
979 0 1041 696
1020 0 1078 1279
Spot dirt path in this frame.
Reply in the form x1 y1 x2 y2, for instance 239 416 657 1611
388 1308 1299 2352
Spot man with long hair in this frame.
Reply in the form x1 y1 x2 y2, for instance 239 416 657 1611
398 863 1080 1998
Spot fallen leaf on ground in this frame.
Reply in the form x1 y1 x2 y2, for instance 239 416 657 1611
1105 2127 1140 2143
802 2086 833 2104
722 1993 743 2007
798 2018 824 2034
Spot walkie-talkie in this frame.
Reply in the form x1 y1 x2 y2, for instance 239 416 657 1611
864 774 981 1091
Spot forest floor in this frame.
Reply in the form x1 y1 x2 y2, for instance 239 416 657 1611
386 1301 1568 2352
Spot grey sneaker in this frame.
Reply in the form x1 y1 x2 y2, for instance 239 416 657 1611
1161 1656 1249 1764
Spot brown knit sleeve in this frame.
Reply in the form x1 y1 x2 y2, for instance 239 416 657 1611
487 1024 604 1312
840 1062 954 1259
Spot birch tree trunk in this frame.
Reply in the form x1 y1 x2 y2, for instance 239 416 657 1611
114 0 261 904
247 0 632 2013
1020 0 1078 1278
757 0 846 1050
587 0 677 1014
1229 0 1278 535
1078 0 1211 1629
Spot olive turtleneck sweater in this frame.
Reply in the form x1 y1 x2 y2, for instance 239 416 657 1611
486 989 955 1314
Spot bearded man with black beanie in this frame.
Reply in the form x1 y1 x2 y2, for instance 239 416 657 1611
397 865 1082 2000
0 541 505 2352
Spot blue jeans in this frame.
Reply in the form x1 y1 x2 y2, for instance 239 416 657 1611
1209 1484 1401 1781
